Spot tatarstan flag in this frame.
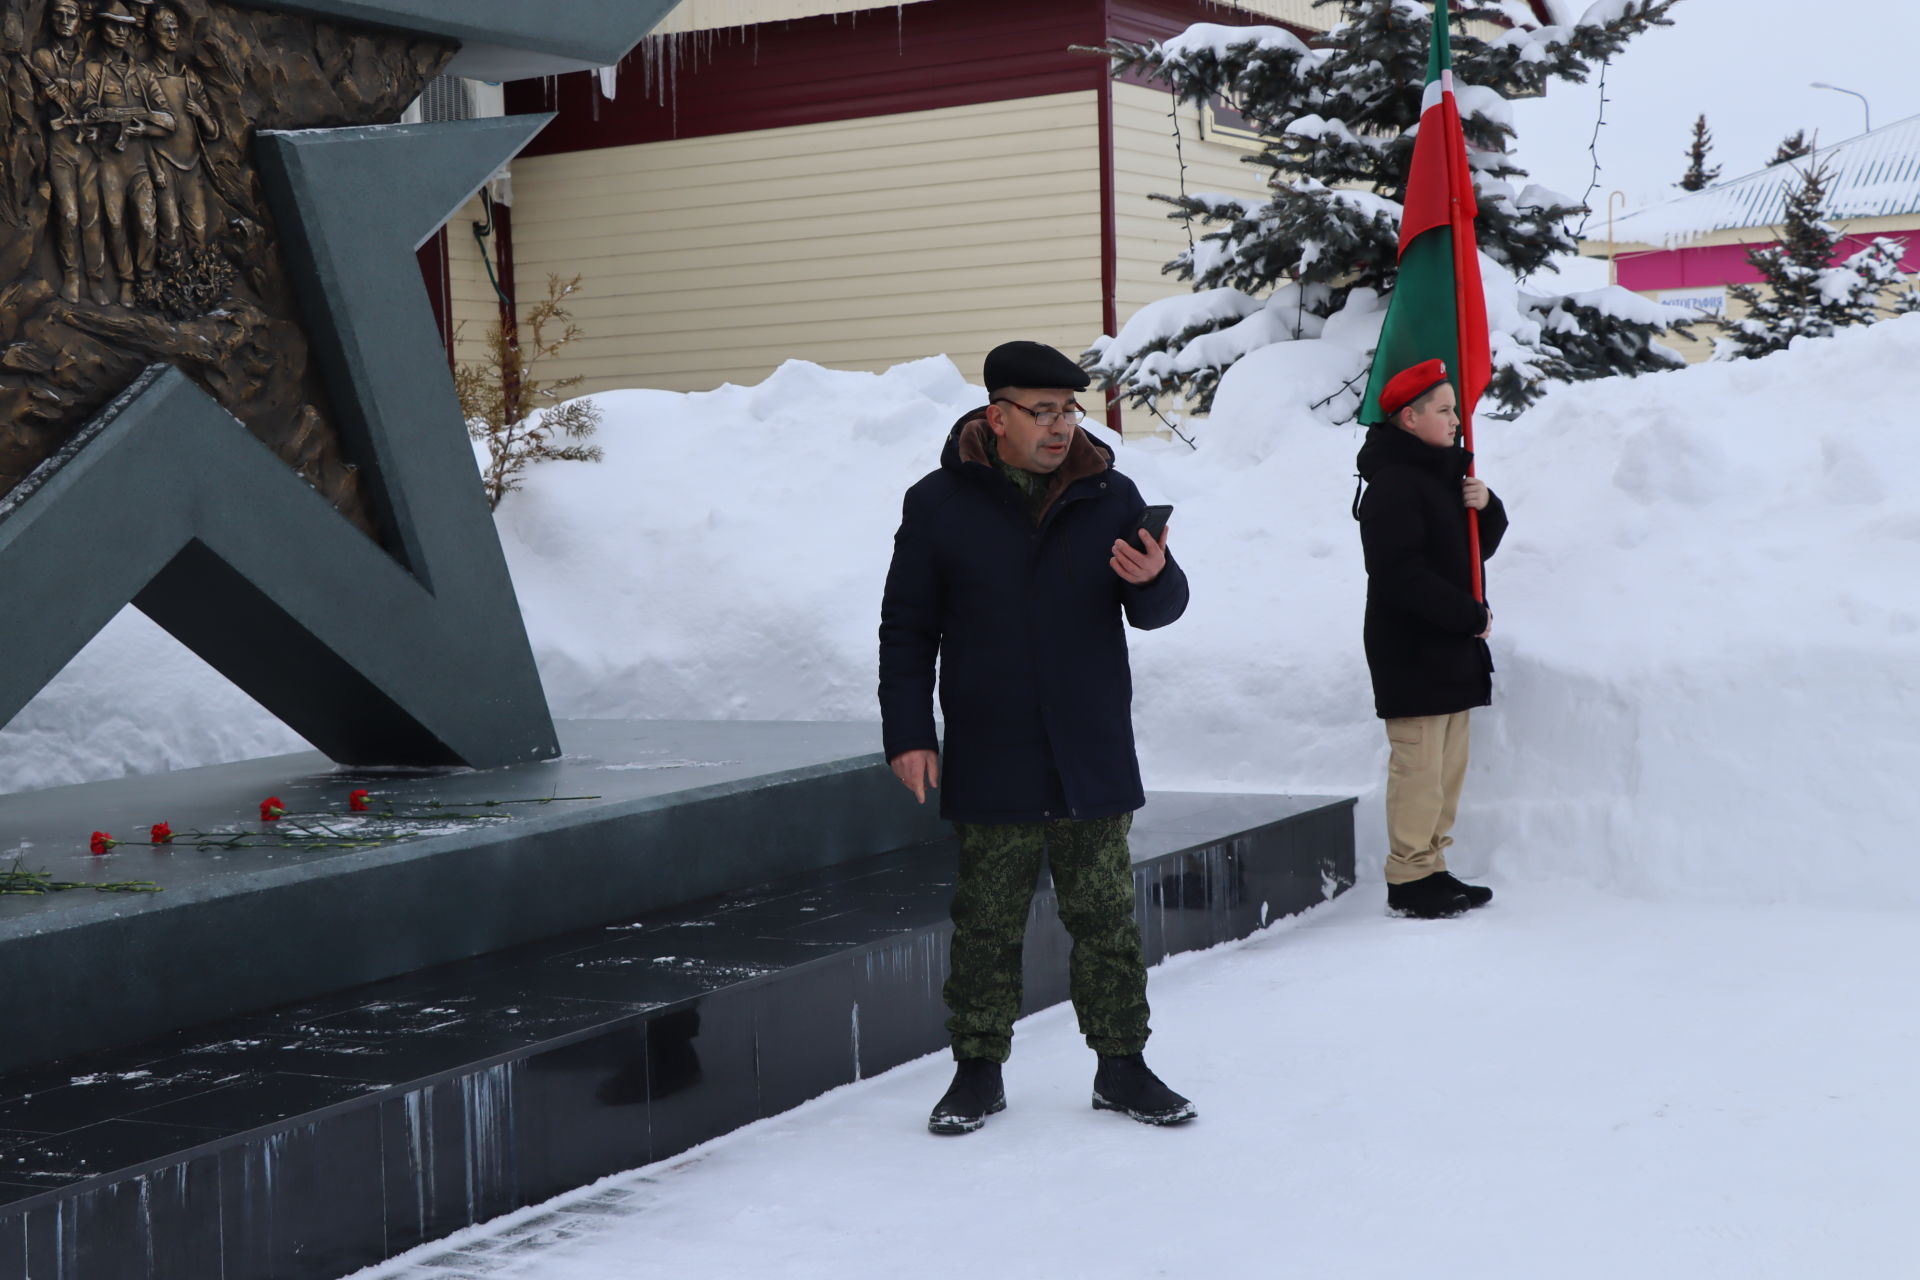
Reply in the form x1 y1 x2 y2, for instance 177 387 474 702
1359 0 1492 434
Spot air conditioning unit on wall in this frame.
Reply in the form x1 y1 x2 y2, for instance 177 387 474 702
402 78 512 204
402 76 506 124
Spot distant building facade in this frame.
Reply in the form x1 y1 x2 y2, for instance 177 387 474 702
1588 112 1920 362
425 0 1552 434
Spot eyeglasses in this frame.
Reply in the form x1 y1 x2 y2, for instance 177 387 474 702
993 398 1086 429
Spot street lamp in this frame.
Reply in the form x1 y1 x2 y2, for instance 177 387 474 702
1811 81 1871 135
1606 190 1627 287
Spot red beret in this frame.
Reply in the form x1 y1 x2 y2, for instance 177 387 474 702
1379 359 1451 418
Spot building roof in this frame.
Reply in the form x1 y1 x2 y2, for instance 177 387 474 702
653 0 1556 39
1611 111 1920 249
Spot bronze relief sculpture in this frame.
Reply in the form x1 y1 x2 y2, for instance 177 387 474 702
0 0 667 775
0 0 453 533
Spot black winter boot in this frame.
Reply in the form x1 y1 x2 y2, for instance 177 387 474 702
1433 870 1493 909
928 1059 1005 1135
1386 873 1472 919
1092 1054 1196 1126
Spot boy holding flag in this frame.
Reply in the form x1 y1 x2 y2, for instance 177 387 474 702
1353 0 1510 919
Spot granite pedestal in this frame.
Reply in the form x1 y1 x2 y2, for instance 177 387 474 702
0 722 1355 1279
0 720 946 1076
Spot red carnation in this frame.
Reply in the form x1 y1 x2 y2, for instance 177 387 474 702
348 789 371 813
259 796 285 822
89 831 115 855
150 823 174 845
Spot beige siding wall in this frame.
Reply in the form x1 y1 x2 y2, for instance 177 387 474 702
1647 290 1738 365
1111 80 1272 338
1587 213 1920 363
1636 277 1919 365
1109 81 1276 429
446 194 506 371
508 91 1104 407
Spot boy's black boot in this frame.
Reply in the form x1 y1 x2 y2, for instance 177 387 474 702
1092 1054 1197 1126
1387 872 1473 919
1433 870 1493 909
927 1058 1005 1135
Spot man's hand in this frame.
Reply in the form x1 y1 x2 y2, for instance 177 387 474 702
1477 606 1493 640
1462 477 1490 511
890 748 940 804
1111 525 1170 585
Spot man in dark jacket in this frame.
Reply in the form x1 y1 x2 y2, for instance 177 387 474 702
879 340 1195 1135
1356 358 1509 920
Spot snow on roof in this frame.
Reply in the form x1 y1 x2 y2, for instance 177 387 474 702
1612 111 1920 248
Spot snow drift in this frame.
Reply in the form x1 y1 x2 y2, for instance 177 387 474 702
5 320 1917 908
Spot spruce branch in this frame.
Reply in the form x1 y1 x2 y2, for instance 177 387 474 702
1086 0 1685 418
457 274 607 511
1680 114 1721 192
1713 158 1910 360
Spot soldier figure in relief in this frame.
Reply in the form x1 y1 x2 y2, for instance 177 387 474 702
30 0 109 304
145 6 219 251
81 0 174 305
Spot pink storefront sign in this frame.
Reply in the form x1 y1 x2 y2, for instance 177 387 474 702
1616 231 1920 292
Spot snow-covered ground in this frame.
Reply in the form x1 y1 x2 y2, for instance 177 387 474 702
7 275 1919 1277
429 313 1920 909
17 316 1917 909
350 882 1920 1280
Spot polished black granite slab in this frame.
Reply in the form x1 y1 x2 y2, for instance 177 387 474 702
0 789 1354 1280
0 720 946 1074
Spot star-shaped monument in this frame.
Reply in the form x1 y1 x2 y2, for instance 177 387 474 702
0 0 675 767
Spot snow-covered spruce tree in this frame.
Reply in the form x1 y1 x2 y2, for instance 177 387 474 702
1716 159 1914 360
1679 114 1721 191
1770 129 1812 166
1085 0 1687 420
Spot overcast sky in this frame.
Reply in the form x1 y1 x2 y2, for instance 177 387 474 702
1506 0 1919 215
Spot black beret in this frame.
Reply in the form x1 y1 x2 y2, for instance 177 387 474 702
984 341 1091 395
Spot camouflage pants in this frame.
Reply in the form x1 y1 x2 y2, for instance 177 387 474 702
945 814 1149 1063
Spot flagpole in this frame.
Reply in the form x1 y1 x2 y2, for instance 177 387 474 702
1456 217 1485 602
1438 9 1486 606
1361 0 1489 608
1463 414 1485 604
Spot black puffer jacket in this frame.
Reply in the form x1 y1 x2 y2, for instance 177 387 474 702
1355 424 1509 720
878 409 1189 822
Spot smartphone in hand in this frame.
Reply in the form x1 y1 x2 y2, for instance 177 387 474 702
1126 504 1173 553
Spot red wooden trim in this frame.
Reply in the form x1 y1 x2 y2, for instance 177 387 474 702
493 200 518 339
509 0 1111 154
509 0 1548 157
1121 0 1558 34
1109 0 1313 47
492 200 522 412
415 228 453 369
1096 6 1124 438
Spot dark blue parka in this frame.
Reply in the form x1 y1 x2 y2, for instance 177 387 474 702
878 409 1189 823
1355 424 1509 720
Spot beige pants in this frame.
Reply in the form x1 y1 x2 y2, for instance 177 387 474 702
1383 711 1471 885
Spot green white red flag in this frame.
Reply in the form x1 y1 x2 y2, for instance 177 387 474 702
1358 0 1492 596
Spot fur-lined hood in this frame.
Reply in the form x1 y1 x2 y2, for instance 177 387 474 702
939 406 1113 522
